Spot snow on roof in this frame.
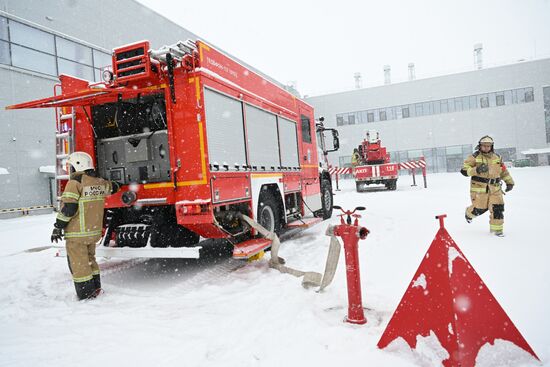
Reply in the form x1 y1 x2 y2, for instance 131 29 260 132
521 147 550 155
39 166 55 174
0 167 9 175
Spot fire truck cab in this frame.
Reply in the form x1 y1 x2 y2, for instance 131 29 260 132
7 39 339 259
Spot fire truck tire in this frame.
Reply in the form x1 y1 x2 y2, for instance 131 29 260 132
257 194 282 234
386 179 397 191
355 181 364 192
316 179 333 220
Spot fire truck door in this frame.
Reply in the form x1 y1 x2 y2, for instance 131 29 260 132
299 110 321 213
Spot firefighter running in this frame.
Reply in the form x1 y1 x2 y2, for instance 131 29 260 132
461 136 514 237
50 152 119 300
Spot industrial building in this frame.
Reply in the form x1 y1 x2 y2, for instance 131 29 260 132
306 54 550 173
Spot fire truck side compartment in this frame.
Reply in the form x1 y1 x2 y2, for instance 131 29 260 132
244 104 280 171
93 93 171 184
96 130 171 184
203 89 247 170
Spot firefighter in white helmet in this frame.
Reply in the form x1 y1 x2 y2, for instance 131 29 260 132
461 136 514 237
51 152 120 300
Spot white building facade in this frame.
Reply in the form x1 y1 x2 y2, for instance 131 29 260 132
306 58 550 173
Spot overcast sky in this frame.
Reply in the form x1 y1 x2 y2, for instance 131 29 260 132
137 0 550 96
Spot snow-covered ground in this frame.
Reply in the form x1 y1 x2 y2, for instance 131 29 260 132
1 167 548 367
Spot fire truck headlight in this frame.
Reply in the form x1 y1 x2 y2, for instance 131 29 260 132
121 191 137 205
102 69 114 83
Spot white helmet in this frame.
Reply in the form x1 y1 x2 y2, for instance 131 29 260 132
67 152 94 172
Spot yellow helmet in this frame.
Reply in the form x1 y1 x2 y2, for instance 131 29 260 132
479 136 494 145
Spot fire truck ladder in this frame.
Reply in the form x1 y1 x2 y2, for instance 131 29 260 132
54 85 75 210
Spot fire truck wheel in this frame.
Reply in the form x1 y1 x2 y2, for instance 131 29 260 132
258 194 281 234
386 179 397 191
317 179 333 219
355 181 364 192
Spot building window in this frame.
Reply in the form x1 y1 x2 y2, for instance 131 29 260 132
348 113 356 125
336 115 344 126
58 58 94 80
360 111 368 124
469 95 477 109
527 88 534 102
440 100 448 113
496 94 505 106
11 44 56 75
422 102 431 115
480 96 489 108
415 103 423 116
454 97 463 112
0 16 8 41
504 90 512 105
379 110 387 121
0 40 9 65
300 115 312 143
367 112 374 122
56 36 93 65
433 100 441 114
447 98 455 112
9 20 55 54
516 88 526 103
462 96 470 110
402 106 410 118
93 49 112 69
387 107 395 120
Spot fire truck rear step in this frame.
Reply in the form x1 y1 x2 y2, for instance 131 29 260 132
286 217 323 229
232 238 272 259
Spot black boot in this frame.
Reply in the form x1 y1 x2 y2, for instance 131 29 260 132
74 279 97 300
93 274 101 290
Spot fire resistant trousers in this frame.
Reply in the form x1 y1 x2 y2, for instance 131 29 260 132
66 237 100 299
466 188 505 233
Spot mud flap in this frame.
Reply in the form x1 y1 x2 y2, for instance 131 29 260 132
239 214 341 291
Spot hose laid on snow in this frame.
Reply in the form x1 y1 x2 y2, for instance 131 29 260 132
239 214 341 291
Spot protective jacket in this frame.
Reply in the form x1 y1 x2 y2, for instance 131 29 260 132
55 171 114 240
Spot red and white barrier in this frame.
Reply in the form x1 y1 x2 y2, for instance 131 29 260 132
328 167 352 175
328 156 428 190
398 158 427 170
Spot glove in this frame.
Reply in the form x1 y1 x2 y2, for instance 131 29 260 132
51 228 64 243
476 163 489 174
505 184 514 192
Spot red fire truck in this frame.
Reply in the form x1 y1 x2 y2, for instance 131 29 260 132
353 130 398 192
7 39 339 259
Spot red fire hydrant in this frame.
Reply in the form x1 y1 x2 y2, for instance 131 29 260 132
328 205 370 325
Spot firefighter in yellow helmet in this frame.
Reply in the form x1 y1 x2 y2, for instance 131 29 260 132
351 148 362 167
460 136 514 237
51 152 120 300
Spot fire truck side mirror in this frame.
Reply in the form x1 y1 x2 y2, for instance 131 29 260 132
355 206 366 211
332 130 340 151
333 205 342 210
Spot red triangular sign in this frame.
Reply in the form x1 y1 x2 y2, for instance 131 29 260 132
378 215 539 367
